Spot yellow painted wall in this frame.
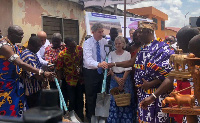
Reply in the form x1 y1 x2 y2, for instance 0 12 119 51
152 16 166 39
165 29 177 37
0 0 13 37
12 0 85 44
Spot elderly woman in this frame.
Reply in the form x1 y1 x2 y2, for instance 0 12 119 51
107 36 136 123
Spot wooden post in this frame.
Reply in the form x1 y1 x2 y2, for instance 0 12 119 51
114 4 117 15
124 0 126 38
186 115 198 123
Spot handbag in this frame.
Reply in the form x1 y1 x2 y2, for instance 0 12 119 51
110 87 131 107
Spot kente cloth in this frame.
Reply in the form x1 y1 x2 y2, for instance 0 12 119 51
56 46 83 86
107 73 137 123
0 41 26 117
134 40 174 123
21 49 42 96
44 44 65 64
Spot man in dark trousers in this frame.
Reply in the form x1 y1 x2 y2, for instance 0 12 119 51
56 37 84 121
21 36 44 108
83 23 108 122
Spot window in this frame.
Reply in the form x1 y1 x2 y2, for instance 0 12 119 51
63 19 79 44
161 21 165 30
43 16 79 44
43 17 62 41
152 18 158 30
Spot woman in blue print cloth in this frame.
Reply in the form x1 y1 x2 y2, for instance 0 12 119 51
107 36 136 123
108 21 174 123
0 25 55 117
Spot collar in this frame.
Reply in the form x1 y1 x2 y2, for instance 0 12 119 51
25 48 36 55
92 37 102 43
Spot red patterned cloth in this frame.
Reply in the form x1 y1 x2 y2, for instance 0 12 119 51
44 44 65 64
131 49 138 58
169 80 191 123
56 46 83 86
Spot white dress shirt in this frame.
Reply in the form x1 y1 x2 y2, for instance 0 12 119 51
83 37 108 69
36 39 50 66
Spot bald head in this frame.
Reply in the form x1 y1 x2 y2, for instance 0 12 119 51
37 31 47 37
37 31 47 45
7 25 24 43
8 25 23 35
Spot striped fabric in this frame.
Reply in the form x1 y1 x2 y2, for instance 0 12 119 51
147 62 169 77
134 64 145 70
21 49 42 96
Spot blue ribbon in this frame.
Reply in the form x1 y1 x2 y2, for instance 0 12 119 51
101 56 108 93
54 78 68 111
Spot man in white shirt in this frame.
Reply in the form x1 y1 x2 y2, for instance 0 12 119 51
83 23 108 122
36 31 50 66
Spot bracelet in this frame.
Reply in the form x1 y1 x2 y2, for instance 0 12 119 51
152 93 157 99
114 62 116 67
39 69 42 75
8 54 19 62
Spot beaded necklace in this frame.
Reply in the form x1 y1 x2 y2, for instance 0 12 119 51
4 37 22 75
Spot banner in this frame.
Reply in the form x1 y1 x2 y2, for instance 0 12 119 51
85 12 152 39
83 0 164 8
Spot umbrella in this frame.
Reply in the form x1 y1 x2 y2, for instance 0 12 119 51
82 0 164 37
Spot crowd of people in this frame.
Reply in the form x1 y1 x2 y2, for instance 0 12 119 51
0 17 199 123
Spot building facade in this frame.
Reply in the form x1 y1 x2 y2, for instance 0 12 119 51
0 0 85 44
127 6 168 39
165 27 180 37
